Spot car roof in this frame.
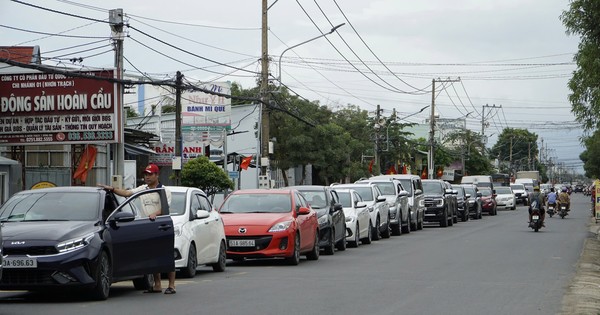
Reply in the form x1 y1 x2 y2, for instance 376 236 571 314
16 186 103 194
231 189 293 195
287 185 328 191
165 186 206 195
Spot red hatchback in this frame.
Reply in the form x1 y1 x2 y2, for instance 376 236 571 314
219 189 320 265
479 188 498 216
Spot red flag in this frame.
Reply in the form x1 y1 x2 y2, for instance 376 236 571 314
240 156 252 170
387 165 396 175
368 159 374 173
402 164 407 174
73 145 97 183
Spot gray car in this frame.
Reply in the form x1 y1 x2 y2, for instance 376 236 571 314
355 179 410 235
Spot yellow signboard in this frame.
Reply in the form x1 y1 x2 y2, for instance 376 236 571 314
31 181 57 189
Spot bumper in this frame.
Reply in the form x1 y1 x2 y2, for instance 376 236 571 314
226 231 295 259
424 206 446 222
318 225 332 248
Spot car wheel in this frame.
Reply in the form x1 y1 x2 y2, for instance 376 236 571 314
440 209 448 227
381 216 391 239
133 274 153 290
372 216 381 240
211 240 227 272
410 210 418 231
324 228 335 255
306 231 320 261
336 226 347 251
90 251 111 300
179 243 197 278
401 215 411 234
462 211 468 222
349 223 360 248
418 213 424 230
362 221 373 244
285 234 301 265
392 222 402 236
453 211 458 223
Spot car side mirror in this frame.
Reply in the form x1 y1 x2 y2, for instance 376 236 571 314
356 201 367 208
477 192 482 197
110 211 135 223
376 196 386 202
399 191 409 197
333 203 343 212
298 206 311 215
414 189 422 196
465 193 471 199
195 209 210 220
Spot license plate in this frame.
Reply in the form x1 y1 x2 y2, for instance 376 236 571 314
3 257 37 268
229 239 255 247
532 215 539 220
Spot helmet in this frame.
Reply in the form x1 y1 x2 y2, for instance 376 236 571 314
562 187 568 192
533 186 540 191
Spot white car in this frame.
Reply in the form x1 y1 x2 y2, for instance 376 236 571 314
494 186 516 210
331 183 390 240
167 186 227 278
510 183 528 205
332 188 372 247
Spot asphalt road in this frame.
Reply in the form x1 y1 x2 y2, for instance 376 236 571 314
0 194 592 315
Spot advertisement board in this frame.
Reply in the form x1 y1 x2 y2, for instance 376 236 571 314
0 70 119 145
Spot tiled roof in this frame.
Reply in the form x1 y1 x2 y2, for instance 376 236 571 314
0 46 41 64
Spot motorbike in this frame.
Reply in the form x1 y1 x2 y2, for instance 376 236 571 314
529 208 543 232
559 204 568 219
547 203 556 218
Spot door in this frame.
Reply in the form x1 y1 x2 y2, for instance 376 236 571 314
193 192 220 264
294 192 314 252
328 189 344 242
108 189 174 278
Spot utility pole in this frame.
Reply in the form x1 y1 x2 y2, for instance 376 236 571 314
259 0 270 187
429 77 460 179
109 9 125 186
481 104 502 154
174 71 183 185
374 104 381 174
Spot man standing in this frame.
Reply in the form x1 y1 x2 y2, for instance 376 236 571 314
99 163 177 294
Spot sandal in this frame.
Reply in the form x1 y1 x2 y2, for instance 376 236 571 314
164 287 176 294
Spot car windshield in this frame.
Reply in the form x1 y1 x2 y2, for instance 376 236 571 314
398 179 413 194
347 187 373 201
372 182 395 195
422 181 443 194
496 187 512 194
336 191 353 207
220 193 291 213
510 185 524 190
0 191 100 222
452 186 465 197
169 192 186 216
480 189 492 197
298 191 327 209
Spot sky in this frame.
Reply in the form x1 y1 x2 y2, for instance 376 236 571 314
0 0 585 174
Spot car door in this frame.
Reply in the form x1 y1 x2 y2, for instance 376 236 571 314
354 191 370 237
294 192 314 251
328 189 345 241
195 192 220 264
107 188 174 278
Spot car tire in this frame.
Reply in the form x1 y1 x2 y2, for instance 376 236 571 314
324 228 335 255
453 211 458 223
133 274 153 291
461 211 468 222
179 243 197 278
417 213 424 230
410 210 418 231
372 216 381 240
285 234 301 265
306 231 320 261
90 251 111 301
381 216 391 239
391 222 402 236
440 209 448 227
336 226 347 251
402 215 411 234
362 221 373 244
349 223 360 248
211 240 227 272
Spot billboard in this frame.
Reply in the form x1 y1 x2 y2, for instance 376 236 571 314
0 70 120 145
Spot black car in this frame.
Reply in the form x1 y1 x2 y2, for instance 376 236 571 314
451 184 469 222
422 179 455 227
290 185 346 255
462 184 483 220
0 186 174 300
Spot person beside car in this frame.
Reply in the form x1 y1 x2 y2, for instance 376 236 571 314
98 163 177 295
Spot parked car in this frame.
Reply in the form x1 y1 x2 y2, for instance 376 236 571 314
494 185 516 210
219 189 319 265
451 184 469 221
510 183 529 205
462 184 482 220
479 188 498 215
355 179 410 235
288 185 346 255
369 174 425 231
330 183 390 240
167 186 227 278
332 188 371 247
0 223 2 282
443 181 459 223
0 186 174 300
421 179 455 227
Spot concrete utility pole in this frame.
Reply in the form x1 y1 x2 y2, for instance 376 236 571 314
174 71 183 185
259 0 270 186
109 9 125 186
374 104 381 174
429 77 460 179
481 104 502 154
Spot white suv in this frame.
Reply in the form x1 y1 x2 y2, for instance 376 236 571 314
355 179 410 235
370 174 425 230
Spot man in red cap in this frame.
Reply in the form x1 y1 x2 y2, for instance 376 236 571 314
98 164 176 294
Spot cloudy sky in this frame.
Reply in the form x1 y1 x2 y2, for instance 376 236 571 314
1 0 584 174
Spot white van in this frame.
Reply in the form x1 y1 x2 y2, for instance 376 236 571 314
461 175 495 193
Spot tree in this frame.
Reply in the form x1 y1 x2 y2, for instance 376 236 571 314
180 156 234 197
561 1 600 131
489 128 542 177
580 130 600 178
444 128 493 175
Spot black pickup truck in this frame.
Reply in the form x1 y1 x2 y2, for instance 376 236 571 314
422 179 456 227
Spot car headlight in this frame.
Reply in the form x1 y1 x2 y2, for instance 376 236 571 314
269 220 293 232
419 199 425 207
468 200 475 204
56 233 94 253
345 216 355 223
317 215 328 225
435 198 444 207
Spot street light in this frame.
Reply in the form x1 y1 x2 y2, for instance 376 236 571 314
277 23 345 85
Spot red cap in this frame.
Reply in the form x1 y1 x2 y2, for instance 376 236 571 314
144 164 159 174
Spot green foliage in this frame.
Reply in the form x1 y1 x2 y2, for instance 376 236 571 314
581 130 600 178
126 107 138 118
444 129 493 175
489 128 544 178
180 156 234 197
561 1 600 131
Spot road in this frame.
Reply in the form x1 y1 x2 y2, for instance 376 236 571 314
0 194 591 315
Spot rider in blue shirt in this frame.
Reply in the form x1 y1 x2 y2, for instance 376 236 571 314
547 187 557 205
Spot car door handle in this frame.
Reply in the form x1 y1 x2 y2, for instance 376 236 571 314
158 224 172 231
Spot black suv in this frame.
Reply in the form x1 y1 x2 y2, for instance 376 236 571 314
422 179 456 227
452 184 470 222
462 184 483 220
289 185 346 255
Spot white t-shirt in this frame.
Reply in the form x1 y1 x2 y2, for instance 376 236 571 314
130 184 172 217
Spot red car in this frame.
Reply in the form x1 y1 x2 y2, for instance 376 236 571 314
219 189 320 265
479 188 498 215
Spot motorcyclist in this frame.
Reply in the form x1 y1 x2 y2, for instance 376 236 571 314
547 187 558 213
529 186 546 227
558 186 571 211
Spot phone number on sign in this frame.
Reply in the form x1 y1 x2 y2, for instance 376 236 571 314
67 131 114 141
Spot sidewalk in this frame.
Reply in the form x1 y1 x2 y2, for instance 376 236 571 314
559 217 600 314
